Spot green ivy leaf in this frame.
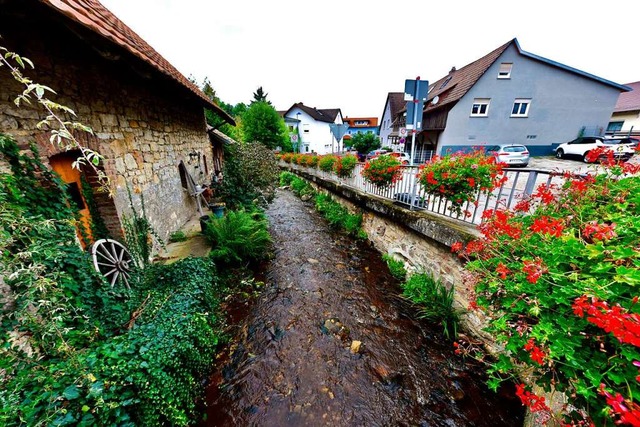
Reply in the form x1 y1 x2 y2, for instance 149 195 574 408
63 385 80 400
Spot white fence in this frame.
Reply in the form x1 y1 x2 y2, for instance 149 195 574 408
282 162 564 225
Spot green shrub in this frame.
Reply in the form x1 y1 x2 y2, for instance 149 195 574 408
314 193 364 237
402 273 460 339
1 257 221 427
382 254 407 281
334 154 358 178
318 155 337 172
204 208 271 265
280 171 296 186
217 142 279 209
456 171 640 424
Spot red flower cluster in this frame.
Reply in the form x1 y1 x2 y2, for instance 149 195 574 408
361 155 403 188
515 383 551 412
524 338 547 365
522 258 547 284
479 209 522 240
582 221 617 242
530 216 565 237
534 183 558 205
496 262 510 279
573 296 640 347
451 241 463 253
599 384 640 427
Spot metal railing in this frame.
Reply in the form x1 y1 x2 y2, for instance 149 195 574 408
283 162 562 225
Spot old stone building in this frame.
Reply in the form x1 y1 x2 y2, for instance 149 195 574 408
0 0 234 244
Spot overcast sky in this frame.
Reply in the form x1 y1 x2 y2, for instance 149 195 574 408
100 0 639 119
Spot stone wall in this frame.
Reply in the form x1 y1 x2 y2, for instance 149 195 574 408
0 3 215 244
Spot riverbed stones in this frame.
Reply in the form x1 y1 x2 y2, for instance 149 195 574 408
350 340 362 354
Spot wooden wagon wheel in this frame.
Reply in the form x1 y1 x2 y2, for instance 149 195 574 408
91 239 134 288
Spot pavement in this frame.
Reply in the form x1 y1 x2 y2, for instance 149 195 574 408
154 212 211 264
528 154 639 175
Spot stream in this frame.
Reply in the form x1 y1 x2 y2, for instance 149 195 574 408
201 188 524 426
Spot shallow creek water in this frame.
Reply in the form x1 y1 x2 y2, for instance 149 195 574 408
201 189 524 426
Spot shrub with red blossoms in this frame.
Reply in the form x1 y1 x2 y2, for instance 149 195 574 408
361 154 403 188
456 169 640 426
417 149 506 215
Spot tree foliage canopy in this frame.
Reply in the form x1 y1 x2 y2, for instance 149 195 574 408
241 101 288 149
349 132 381 154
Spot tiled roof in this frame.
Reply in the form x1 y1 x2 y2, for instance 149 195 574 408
343 117 379 127
388 92 405 117
423 40 513 113
39 0 234 125
285 102 342 123
614 81 640 112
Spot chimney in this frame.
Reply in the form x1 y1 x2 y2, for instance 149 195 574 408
449 66 457 74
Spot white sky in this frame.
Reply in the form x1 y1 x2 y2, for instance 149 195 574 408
100 0 639 119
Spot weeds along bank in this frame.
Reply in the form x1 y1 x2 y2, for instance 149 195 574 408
0 135 272 426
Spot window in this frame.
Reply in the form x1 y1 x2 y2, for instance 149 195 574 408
439 76 452 90
498 63 513 79
288 125 294 131
303 124 310 133
607 121 624 132
511 99 531 117
470 98 490 117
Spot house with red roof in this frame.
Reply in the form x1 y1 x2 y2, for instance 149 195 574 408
608 81 640 135
281 102 344 154
342 117 379 144
390 38 630 160
0 0 234 244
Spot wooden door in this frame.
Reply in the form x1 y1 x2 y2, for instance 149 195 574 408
49 154 93 247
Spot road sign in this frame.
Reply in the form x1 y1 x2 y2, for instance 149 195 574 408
329 123 349 141
404 78 429 131
291 134 298 142
399 127 407 137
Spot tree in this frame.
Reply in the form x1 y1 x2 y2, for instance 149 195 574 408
241 101 289 149
350 132 381 155
252 86 271 105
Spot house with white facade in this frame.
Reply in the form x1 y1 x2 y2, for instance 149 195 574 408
608 81 640 135
390 38 630 159
379 92 404 149
282 102 344 154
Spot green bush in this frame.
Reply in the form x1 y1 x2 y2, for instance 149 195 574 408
204 208 271 265
280 171 296 186
456 171 640 424
334 154 358 178
1 258 221 427
402 273 460 339
217 142 279 209
318 155 337 172
382 254 407 281
315 193 365 237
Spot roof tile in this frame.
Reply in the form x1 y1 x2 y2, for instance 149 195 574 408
39 0 234 124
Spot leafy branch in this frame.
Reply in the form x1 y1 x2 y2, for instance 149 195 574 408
0 44 110 191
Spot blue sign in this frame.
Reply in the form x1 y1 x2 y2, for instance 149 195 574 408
404 79 429 131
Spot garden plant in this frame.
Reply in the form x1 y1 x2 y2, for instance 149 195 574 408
453 156 640 425
334 154 358 178
417 149 506 215
362 154 403 188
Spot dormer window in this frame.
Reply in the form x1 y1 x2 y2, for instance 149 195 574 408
439 76 452 90
498 62 513 79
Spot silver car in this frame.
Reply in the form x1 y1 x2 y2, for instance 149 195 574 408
486 144 530 167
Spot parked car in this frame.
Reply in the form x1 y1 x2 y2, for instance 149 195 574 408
365 149 387 161
485 144 530 167
554 136 635 163
381 151 411 165
604 136 640 148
